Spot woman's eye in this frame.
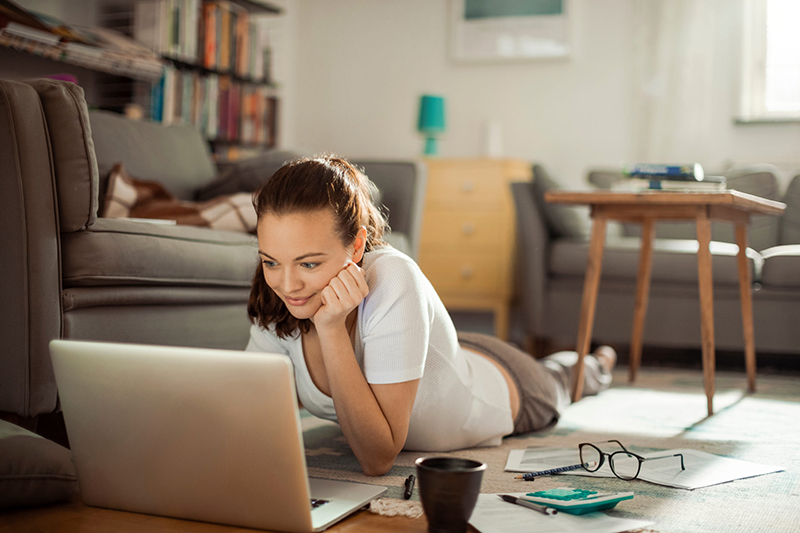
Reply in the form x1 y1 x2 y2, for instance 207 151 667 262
300 262 319 269
262 260 277 268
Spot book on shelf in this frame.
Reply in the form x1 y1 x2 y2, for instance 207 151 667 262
612 177 727 192
132 0 272 82
147 67 274 148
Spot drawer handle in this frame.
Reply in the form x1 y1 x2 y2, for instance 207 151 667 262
462 222 475 236
460 265 474 279
461 181 475 193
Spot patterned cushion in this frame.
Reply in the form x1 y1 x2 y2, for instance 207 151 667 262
102 163 256 233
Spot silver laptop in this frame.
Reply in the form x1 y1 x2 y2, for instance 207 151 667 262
50 339 386 532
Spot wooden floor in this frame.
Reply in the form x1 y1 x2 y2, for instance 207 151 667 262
0 494 438 533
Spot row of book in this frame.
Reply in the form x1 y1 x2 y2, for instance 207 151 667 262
133 0 271 82
149 65 276 146
0 0 163 81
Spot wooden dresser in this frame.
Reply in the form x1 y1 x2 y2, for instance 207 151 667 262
418 158 532 340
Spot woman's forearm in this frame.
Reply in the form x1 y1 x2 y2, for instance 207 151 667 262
317 326 404 476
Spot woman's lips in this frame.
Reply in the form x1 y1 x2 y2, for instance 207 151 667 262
285 295 311 306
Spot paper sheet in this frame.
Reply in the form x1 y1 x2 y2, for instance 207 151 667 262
505 446 783 490
469 493 654 533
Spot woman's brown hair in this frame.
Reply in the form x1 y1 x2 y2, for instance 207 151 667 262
247 155 389 339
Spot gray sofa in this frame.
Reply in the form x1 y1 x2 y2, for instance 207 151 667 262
0 78 426 421
512 164 800 357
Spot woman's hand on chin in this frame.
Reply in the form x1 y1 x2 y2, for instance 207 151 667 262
313 263 369 330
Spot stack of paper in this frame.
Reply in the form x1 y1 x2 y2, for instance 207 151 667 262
505 446 783 490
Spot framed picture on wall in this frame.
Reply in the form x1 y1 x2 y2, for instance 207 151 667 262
449 0 570 62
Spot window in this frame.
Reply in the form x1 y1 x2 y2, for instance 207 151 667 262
739 0 800 121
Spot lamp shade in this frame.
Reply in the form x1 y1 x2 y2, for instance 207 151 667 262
417 95 446 134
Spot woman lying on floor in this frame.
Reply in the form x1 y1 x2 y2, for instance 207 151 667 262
245 155 616 476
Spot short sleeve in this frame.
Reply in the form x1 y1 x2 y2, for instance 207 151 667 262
245 323 290 355
360 253 433 384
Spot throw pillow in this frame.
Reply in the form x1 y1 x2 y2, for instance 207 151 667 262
195 149 308 201
532 164 592 239
0 419 78 509
102 163 257 233
780 174 800 245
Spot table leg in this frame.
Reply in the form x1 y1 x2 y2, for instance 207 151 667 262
696 214 716 416
573 216 607 402
629 218 655 383
735 223 757 393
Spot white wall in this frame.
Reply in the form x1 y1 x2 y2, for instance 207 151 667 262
286 0 800 188
290 0 636 186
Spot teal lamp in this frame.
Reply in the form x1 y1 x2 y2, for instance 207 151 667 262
417 95 446 156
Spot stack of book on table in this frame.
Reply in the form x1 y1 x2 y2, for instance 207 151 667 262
613 163 726 192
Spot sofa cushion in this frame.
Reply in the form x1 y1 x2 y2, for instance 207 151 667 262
532 164 592 239
779 174 800 245
26 79 99 233
195 149 307 200
89 111 217 201
549 237 764 285
0 419 78 509
760 245 800 288
62 218 258 288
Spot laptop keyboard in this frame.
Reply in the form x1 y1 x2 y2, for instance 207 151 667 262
310 498 330 509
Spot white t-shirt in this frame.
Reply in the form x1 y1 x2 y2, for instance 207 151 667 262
245 246 513 451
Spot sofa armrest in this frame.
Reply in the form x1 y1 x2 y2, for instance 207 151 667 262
0 80 62 417
511 181 551 338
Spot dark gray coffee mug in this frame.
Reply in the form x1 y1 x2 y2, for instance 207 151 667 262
415 456 487 533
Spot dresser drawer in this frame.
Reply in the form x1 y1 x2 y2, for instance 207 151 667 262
420 211 512 251
424 165 509 211
418 252 503 295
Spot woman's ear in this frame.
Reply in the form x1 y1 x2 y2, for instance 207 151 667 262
352 226 367 263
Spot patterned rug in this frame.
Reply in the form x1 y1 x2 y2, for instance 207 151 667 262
300 366 800 533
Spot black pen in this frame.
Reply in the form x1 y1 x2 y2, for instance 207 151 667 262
404 474 415 499
499 494 558 515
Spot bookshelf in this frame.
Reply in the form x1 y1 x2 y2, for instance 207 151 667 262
0 0 281 162
104 0 282 162
0 0 163 82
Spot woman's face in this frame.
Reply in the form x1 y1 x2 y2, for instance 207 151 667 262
257 208 363 321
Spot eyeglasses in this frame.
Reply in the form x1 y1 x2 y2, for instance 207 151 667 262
578 440 685 481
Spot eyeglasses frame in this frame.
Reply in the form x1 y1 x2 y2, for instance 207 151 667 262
578 439 686 481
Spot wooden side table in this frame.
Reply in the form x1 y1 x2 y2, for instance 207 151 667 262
418 159 531 340
545 190 785 415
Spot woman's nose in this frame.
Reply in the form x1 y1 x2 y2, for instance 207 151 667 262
281 269 302 293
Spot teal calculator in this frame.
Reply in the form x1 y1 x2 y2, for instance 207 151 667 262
523 488 634 515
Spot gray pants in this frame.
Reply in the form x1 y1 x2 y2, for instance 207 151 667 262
457 332 612 435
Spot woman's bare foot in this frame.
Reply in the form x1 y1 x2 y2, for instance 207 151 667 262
591 346 617 375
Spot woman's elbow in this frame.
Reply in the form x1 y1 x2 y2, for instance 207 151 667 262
359 454 397 477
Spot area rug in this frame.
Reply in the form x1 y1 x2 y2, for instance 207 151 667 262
300 367 800 533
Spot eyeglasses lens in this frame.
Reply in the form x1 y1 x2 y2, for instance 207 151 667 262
610 452 639 480
580 445 602 472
